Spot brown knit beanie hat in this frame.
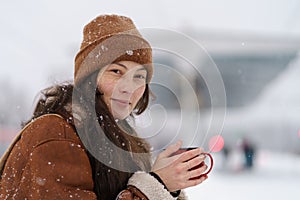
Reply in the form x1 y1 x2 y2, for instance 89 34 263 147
74 14 153 85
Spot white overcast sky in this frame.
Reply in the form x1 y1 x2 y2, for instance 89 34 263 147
1 0 300 101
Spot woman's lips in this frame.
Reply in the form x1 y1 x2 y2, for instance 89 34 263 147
111 98 131 106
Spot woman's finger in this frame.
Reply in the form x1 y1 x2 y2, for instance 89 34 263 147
184 154 206 170
185 174 208 188
187 164 208 180
176 148 204 163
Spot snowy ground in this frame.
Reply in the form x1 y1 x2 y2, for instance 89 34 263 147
186 150 300 200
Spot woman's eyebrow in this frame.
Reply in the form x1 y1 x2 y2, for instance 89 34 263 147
137 67 147 71
115 62 128 69
115 62 146 71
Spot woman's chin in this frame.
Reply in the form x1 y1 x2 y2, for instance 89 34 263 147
112 111 130 120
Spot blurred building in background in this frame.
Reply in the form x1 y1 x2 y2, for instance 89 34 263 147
138 29 300 154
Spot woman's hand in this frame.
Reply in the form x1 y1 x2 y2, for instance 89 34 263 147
151 141 208 192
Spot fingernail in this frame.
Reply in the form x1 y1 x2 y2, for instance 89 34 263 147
199 154 206 159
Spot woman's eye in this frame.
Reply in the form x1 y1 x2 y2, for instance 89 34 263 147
111 69 121 74
134 74 146 79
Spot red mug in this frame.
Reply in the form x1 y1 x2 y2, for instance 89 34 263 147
171 147 214 180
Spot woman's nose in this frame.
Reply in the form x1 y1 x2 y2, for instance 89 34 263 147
117 77 136 94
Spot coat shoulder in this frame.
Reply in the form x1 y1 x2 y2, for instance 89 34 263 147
21 114 81 150
0 114 97 199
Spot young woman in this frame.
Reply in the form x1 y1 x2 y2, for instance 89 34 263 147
0 14 208 200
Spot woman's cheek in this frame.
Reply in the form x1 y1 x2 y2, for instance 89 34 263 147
99 80 116 95
132 86 145 102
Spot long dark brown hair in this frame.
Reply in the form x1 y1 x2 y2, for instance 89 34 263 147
24 70 152 199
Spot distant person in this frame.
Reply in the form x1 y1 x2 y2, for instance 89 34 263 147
241 138 255 169
0 14 209 199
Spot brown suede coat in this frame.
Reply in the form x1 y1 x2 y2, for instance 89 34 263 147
0 114 150 199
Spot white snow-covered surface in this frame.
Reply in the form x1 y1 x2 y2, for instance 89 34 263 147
185 150 300 200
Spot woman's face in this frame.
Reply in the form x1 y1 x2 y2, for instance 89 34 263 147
97 61 147 120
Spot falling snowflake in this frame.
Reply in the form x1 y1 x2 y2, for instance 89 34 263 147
126 50 133 56
101 45 108 51
35 177 46 186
